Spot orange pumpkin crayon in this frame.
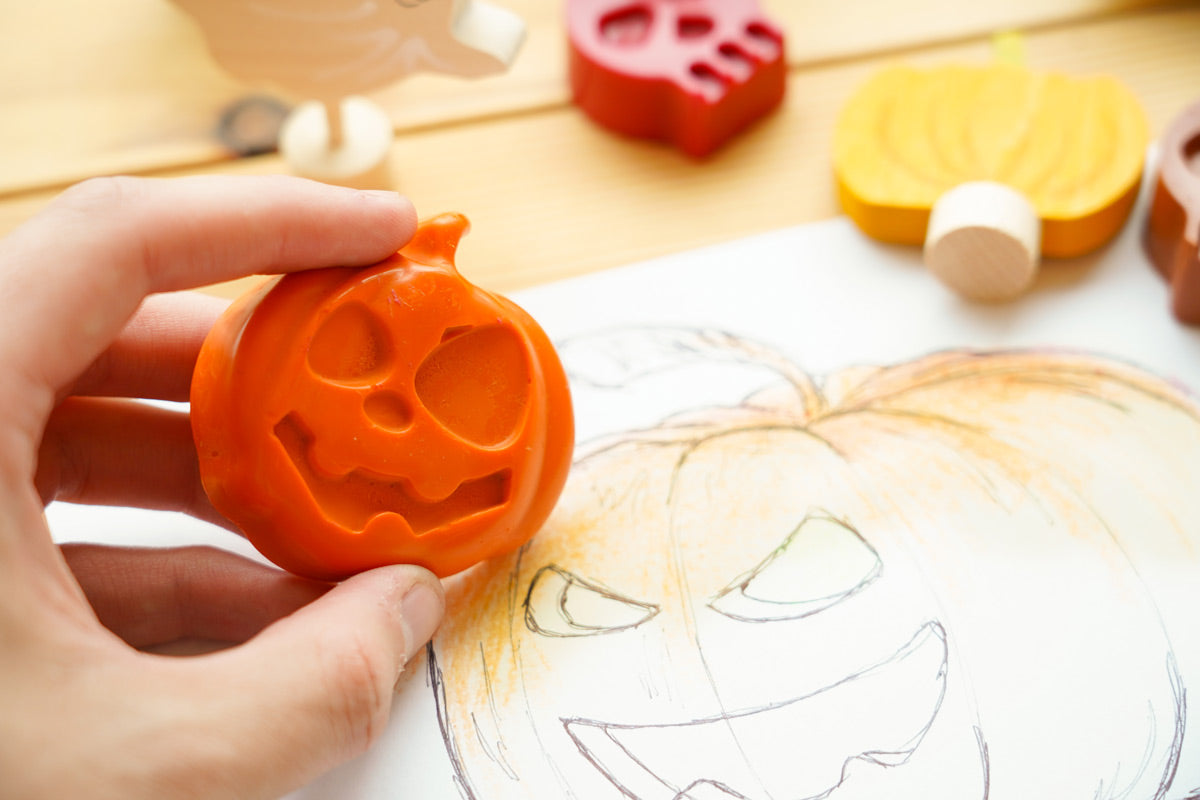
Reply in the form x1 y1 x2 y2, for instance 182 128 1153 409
190 213 575 581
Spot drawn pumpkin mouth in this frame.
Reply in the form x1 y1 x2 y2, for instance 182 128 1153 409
562 621 948 800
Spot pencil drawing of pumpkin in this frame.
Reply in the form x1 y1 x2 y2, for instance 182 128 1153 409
430 331 1200 799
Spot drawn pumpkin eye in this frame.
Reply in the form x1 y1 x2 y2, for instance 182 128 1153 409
709 513 882 622
524 565 659 637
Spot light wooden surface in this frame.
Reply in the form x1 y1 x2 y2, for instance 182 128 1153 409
1 0 1197 299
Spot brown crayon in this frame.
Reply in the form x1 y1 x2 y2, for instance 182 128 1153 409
1145 101 1200 324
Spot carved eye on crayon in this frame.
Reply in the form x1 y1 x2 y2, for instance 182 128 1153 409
566 0 787 157
834 63 1149 302
190 213 575 581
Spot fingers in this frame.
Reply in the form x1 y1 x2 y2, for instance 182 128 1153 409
36 396 228 528
0 175 417 404
71 291 230 401
24 549 443 798
173 565 445 797
62 543 330 649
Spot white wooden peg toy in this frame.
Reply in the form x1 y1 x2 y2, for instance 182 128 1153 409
171 0 526 186
923 182 1042 302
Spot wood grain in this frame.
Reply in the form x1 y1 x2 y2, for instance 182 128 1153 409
0 2 1196 302
0 0 1182 198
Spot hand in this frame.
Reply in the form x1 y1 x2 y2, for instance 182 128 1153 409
0 175 445 799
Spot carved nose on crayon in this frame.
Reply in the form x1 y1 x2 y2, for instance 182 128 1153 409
923 181 1042 303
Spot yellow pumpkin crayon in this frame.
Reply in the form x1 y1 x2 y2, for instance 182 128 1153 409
833 63 1148 259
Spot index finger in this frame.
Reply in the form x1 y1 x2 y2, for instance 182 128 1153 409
0 175 417 404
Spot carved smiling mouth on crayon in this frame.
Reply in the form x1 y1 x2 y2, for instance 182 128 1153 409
274 413 511 534
562 622 948 800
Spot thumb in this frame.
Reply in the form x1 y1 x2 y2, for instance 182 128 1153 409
182 564 445 798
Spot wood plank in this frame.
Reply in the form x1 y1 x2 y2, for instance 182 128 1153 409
0 0 1177 197
1 6 1196 303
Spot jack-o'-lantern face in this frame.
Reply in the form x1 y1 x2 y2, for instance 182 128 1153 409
431 345 1197 798
191 214 573 580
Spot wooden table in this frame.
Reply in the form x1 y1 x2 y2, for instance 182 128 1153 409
1 0 1197 299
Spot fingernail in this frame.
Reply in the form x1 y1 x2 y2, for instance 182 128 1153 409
399 580 443 663
360 189 416 218
360 189 402 202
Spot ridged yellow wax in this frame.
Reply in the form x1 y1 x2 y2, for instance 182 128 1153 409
834 64 1149 258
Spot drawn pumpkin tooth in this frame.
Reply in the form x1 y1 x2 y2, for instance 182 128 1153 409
834 63 1149 301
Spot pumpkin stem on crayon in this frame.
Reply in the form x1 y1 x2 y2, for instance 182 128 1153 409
401 213 471 271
